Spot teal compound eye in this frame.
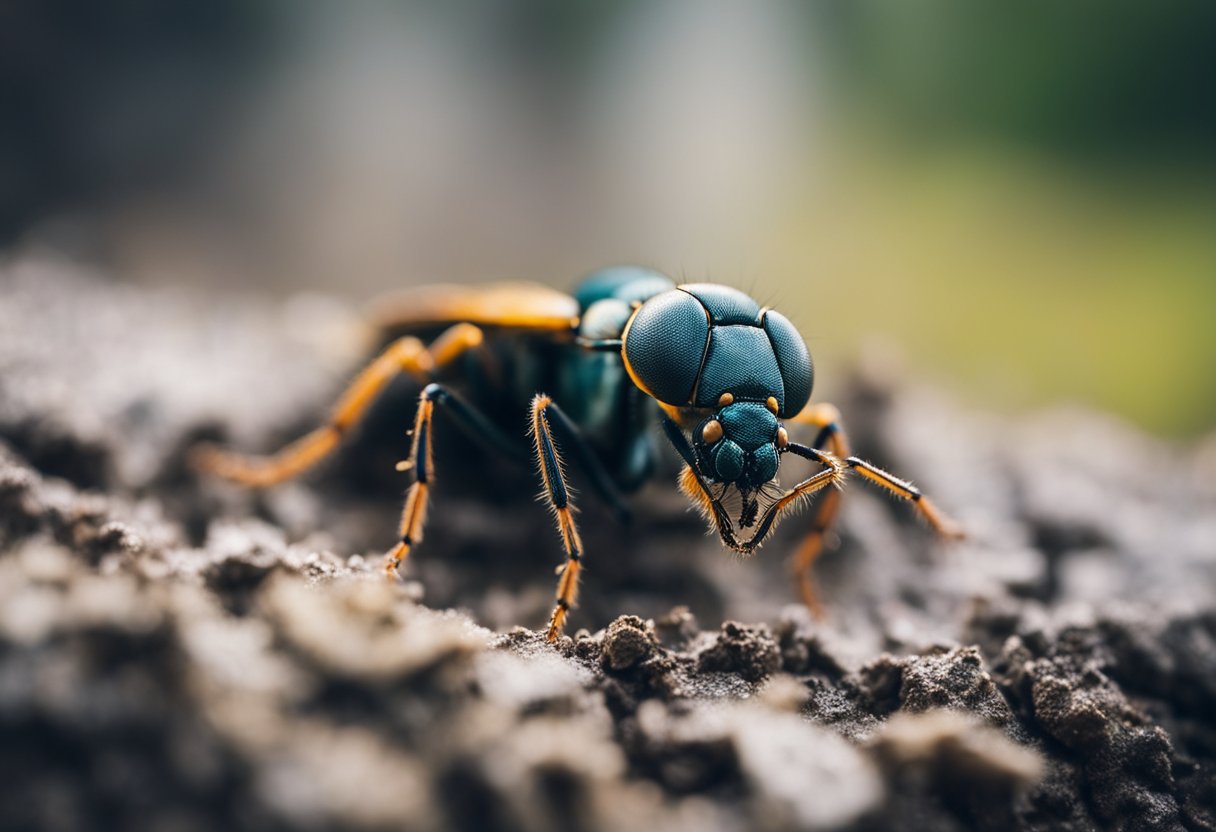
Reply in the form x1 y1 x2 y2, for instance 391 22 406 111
621 290 710 405
621 285 814 421
761 309 814 418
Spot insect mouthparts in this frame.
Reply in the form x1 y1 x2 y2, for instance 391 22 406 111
740 493 760 528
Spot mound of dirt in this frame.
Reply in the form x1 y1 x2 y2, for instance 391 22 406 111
2 258 1214 831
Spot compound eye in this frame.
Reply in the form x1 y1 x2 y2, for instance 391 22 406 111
702 420 724 444
762 310 814 417
622 290 710 405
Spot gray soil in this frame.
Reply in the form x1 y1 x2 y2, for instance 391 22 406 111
2 257 1215 832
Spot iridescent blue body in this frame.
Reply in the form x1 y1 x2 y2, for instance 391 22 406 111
199 264 959 639
359 265 822 552
554 267 813 500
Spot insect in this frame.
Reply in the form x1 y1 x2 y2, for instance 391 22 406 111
194 266 962 641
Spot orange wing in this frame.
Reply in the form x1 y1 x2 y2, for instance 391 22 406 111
370 282 580 334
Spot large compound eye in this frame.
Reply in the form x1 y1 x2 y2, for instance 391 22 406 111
762 310 813 417
622 290 710 405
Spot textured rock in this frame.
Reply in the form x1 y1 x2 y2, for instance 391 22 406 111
1 259 1214 831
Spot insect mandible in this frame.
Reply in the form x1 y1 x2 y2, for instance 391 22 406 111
194 266 962 641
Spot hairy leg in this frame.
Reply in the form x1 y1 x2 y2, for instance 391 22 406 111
194 324 482 487
788 402 963 614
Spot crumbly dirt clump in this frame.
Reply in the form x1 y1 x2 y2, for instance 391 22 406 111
2 260 1215 832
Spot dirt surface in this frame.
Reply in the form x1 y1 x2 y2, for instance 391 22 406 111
2 257 1215 832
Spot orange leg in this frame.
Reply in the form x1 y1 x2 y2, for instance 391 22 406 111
381 381 536 577
676 447 847 556
530 395 587 642
383 388 436 576
193 324 483 487
383 388 623 643
787 404 852 615
789 402 963 615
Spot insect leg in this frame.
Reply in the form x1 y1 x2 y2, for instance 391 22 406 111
842 456 964 539
788 402 964 614
742 444 848 554
383 383 528 574
539 403 632 525
660 416 845 555
797 402 963 538
193 323 483 487
531 394 597 642
661 418 736 542
786 403 852 614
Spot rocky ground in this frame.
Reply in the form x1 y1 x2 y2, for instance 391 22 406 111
2 257 1215 832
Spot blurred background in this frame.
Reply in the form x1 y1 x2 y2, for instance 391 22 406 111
3 0 1214 437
